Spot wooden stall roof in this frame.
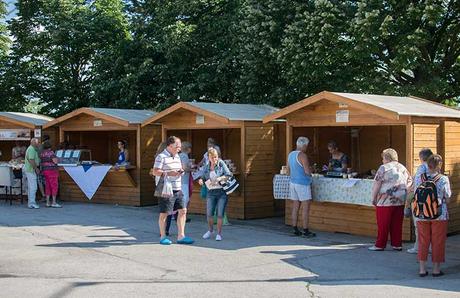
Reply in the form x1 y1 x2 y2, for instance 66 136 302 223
141 101 280 126
0 112 54 128
263 91 460 123
43 108 157 129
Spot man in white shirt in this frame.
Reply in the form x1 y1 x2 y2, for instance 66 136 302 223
153 136 194 245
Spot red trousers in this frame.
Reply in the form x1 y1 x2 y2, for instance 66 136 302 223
43 170 59 196
375 206 404 248
417 220 448 263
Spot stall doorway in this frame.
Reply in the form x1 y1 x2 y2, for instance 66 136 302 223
292 126 406 175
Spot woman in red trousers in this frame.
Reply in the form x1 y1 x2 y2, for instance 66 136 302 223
369 148 412 251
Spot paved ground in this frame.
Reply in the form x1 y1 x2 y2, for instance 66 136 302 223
1 202 459 298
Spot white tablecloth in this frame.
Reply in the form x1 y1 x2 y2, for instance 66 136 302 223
64 165 112 200
273 175 374 206
0 164 27 195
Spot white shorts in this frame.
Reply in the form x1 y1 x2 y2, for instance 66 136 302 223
289 183 312 201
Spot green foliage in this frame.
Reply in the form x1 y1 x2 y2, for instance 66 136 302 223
1 0 460 115
5 0 130 116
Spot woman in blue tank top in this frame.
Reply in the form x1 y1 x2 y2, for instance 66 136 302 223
116 140 129 166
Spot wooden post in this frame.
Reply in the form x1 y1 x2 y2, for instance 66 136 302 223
136 125 141 169
286 124 293 160
405 117 414 174
240 124 246 219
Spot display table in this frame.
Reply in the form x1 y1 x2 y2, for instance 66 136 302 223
59 165 139 205
0 163 27 196
311 177 373 206
280 175 412 240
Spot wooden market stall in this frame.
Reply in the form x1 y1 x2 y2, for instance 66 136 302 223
0 112 54 201
42 108 161 206
263 91 460 240
141 102 286 219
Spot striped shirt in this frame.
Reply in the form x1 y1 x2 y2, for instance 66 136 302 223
154 149 183 191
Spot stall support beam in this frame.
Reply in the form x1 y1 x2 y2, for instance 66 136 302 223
405 116 414 174
286 125 293 160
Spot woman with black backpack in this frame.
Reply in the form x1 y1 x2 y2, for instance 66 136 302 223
415 154 451 277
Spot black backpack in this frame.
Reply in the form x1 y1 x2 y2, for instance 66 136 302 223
412 173 441 219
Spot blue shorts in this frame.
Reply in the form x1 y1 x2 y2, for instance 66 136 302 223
206 189 228 218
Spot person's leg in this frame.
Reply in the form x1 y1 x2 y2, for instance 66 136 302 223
390 205 404 248
37 174 45 197
410 215 419 252
417 221 431 274
158 212 168 238
300 184 312 230
289 183 301 233
375 206 391 248
50 171 59 205
176 208 186 240
182 184 191 223
43 171 51 206
431 220 448 274
206 191 217 233
165 214 173 235
26 172 38 207
216 191 228 236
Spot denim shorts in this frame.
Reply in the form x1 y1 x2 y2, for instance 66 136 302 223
206 188 228 218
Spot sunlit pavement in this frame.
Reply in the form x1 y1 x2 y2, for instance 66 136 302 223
1 202 459 298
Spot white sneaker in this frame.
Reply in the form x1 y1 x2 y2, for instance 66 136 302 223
202 231 213 239
368 245 383 251
407 247 418 254
28 203 39 209
216 234 222 241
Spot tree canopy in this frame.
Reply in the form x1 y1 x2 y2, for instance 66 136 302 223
0 0 459 116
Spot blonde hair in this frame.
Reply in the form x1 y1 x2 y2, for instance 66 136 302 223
208 147 219 159
382 148 398 162
427 154 443 171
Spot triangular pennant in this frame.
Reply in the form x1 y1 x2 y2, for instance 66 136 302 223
82 164 92 172
64 165 112 200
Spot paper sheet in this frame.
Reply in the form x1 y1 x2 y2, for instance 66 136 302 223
342 179 358 188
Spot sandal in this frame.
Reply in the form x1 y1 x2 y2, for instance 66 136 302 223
432 271 444 277
419 272 428 277
46 203 51 208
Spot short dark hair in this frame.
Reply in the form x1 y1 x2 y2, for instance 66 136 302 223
419 148 433 162
166 136 178 146
327 140 338 149
43 140 52 150
118 140 127 148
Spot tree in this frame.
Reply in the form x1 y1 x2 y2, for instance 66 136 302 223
127 0 241 110
351 0 460 102
6 0 130 116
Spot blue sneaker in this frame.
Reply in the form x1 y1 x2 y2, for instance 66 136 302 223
177 236 194 245
160 238 172 245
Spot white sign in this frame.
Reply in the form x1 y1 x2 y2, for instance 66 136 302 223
336 110 349 123
0 129 31 140
338 103 348 108
34 129 41 138
93 119 103 127
196 114 205 124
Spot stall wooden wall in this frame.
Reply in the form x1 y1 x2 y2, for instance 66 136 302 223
59 169 140 205
443 120 460 234
244 123 278 219
412 122 442 173
285 200 412 240
139 124 162 205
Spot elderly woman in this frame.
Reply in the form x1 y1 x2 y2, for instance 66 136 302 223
327 140 350 173
417 154 451 277
369 148 412 251
198 148 232 241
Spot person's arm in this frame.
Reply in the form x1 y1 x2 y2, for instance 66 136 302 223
27 150 40 174
372 166 385 206
152 156 180 177
444 177 452 204
217 160 232 182
298 152 311 175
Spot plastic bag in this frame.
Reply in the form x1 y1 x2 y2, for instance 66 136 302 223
162 176 173 198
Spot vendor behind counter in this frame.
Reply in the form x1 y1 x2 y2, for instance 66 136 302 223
324 140 350 174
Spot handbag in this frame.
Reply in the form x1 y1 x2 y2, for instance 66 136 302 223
200 184 208 200
154 174 174 198
219 176 239 195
